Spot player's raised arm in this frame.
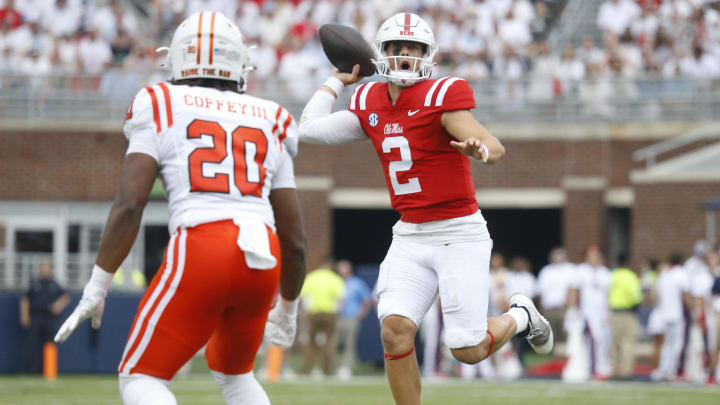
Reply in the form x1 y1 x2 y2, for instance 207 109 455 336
55 153 158 342
443 110 505 164
297 66 366 145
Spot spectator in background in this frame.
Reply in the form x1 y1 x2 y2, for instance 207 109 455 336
0 0 23 30
597 0 641 38
529 0 549 40
644 259 666 378
680 43 720 79
651 253 689 381
537 247 574 345
334 259 372 379
19 261 70 373
78 26 112 75
505 256 536 301
41 0 81 38
497 6 532 54
567 245 612 379
686 246 717 383
505 256 536 366
608 252 643 379
710 247 720 383
110 28 134 65
576 35 605 67
300 260 346 376
526 41 559 102
51 32 79 75
556 44 585 98
15 0 46 25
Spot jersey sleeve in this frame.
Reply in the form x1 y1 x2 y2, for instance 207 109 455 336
123 88 160 161
433 77 475 112
298 89 366 145
271 149 296 190
272 104 299 158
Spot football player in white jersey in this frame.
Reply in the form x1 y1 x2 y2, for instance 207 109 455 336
53 12 306 405
299 12 552 405
566 245 612 379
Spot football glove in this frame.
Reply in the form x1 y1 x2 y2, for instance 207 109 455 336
264 297 299 348
54 266 114 343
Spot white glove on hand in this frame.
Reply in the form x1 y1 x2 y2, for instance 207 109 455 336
264 297 299 348
54 266 114 343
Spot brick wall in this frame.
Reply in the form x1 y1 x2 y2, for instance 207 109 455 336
632 183 720 266
297 190 331 270
3 129 718 267
0 131 654 199
564 189 606 262
0 131 126 200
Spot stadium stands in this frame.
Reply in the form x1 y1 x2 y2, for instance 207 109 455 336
0 0 719 122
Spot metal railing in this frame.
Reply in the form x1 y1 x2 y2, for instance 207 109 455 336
0 251 145 291
2 74 720 123
633 124 720 168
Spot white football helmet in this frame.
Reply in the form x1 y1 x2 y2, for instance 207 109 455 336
158 11 254 91
372 13 438 87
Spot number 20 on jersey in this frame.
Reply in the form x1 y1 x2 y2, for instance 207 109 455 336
187 119 268 197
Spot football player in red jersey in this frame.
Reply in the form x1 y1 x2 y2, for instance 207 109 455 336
299 13 553 405
53 12 306 405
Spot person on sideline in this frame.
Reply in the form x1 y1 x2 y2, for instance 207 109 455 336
537 247 575 345
53 12 306 405
300 261 346 376
566 245 612 379
20 261 70 373
334 259 372 379
297 12 552 405
609 252 643 379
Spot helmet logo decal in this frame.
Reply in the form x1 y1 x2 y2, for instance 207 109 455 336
400 13 414 36
369 113 379 127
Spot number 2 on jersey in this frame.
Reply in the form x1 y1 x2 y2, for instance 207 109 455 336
187 119 267 197
382 136 421 195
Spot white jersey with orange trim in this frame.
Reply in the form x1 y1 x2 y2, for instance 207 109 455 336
123 82 298 233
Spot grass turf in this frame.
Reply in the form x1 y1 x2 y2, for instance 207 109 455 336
1 375 719 405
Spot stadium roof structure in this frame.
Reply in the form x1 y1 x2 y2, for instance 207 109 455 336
630 141 720 183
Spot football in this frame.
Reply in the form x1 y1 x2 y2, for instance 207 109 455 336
318 24 376 77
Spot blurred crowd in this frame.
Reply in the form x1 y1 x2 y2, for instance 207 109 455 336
415 242 720 384
1 0 719 99
259 241 720 384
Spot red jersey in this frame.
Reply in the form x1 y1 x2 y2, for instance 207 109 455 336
348 77 479 224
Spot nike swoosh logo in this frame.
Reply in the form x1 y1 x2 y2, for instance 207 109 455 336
408 109 420 116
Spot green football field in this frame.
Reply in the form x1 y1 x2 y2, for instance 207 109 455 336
1 375 719 405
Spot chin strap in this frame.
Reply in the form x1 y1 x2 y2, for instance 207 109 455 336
384 345 415 361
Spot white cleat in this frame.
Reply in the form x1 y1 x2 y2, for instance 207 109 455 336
509 293 554 354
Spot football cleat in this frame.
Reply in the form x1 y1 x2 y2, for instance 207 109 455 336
509 293 554 355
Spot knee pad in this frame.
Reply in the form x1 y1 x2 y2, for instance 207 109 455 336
211 370 270 405
119 374 176 405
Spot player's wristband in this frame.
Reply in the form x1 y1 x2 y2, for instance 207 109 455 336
471 144 489 163
83 265 114 298
322 77 345 98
